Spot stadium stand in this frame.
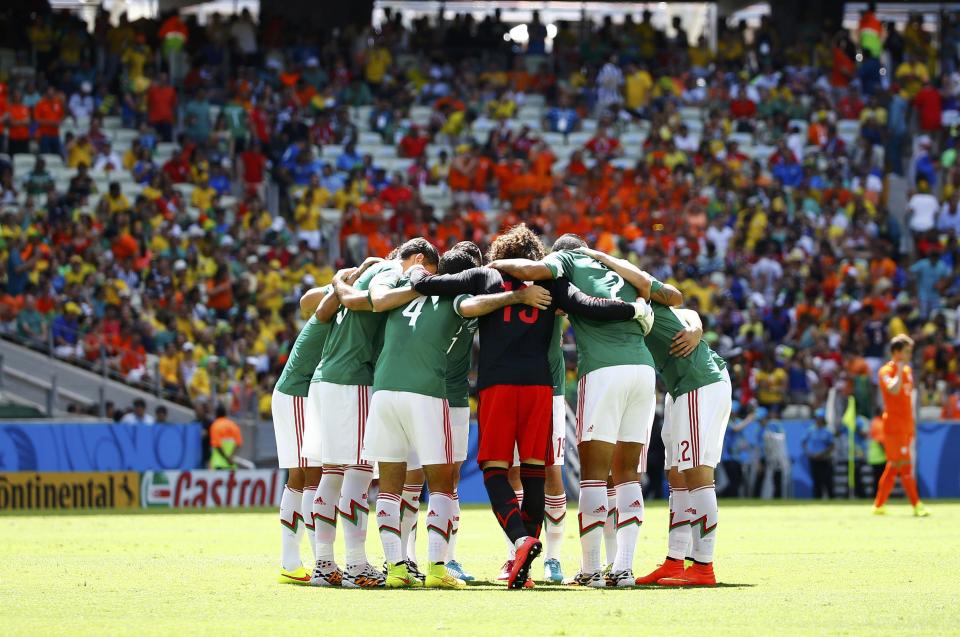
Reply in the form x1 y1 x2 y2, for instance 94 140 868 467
0 3 958 439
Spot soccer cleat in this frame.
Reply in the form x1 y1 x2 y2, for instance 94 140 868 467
405 560 426 585
278 566 311 585
543 558 564 583
497 560 514 581
563 570 606 588
523 578 535 588
602 563 613 576
446 560 475 582
424 562 466 589
342 563 385 588
508 537 542 589
604 569 635 587
635 559 684 585
658 563 717 587
914 502 931 517
310 561 343 587
872 505 888 516
385 562 415 588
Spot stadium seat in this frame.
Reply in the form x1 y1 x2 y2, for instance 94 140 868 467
837 119 860 146
409 106 432 126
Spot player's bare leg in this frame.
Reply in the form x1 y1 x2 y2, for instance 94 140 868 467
543 464 566 582
637 467 688 584
278 468 309 583
422 463 465 588
302 467 322 558
566 440 614 587
446 460 475 581
660 465 718 586
605 442 644 586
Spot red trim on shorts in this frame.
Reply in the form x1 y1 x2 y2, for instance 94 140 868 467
443 399 453 465
576 376 586 442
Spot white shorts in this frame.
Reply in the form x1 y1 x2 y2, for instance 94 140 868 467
450 406 469 463
662 392 677 469
271 389 320 469
316 382 371 466
668 372 732 470
575 365 656 445
362 390 454 467
552 395 566 466
301 383 322 464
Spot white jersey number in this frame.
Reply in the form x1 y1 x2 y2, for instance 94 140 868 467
602 270 625 301
401 297 427 327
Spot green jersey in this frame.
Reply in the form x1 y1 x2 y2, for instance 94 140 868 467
373 276 471 398
548 318 564 396
276 287 335 397
314 261 396 386
445 318 478 408
645 302 727 397
543 250 654 377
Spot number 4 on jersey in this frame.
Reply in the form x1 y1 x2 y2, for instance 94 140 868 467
401 297 427 326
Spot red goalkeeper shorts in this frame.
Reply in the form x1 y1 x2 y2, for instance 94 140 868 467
477 384 553 466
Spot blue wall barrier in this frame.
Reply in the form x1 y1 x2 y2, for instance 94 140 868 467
454 420 960 503
0 423 202 472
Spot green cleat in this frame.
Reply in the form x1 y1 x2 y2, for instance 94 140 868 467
385 562 415 588
424 562 466 589
914 502 931 517
871 505 887 516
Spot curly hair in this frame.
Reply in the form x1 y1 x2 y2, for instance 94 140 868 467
486 223 545 262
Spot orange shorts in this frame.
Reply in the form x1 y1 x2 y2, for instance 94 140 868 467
884 435 913 463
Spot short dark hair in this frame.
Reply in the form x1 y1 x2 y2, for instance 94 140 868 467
398 237 439 266
552 233 587 252
890 334 914 352
452 241 483 266
438 249 478 275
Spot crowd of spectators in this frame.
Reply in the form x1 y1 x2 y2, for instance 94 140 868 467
1 4 959 426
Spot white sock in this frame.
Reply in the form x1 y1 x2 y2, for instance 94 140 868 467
578 480 607 574
613 481 643 572
448 491 460 562
377 493 404 565
603 487 618 567
280 486 303 571
544 492 567 561
688 484 718 564
401 483 421 563
314 468 344 562
426 492 455 564
338 465 373 569
667 487 693 561
302 486 317 558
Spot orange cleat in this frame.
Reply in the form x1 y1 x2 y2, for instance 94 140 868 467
658 563 716 587
635 558 685 585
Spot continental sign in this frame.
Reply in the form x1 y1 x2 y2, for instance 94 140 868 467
0 472 140 510
141 470 284 508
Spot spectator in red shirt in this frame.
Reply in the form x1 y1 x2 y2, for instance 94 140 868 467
34 86 65 155
399 125 429 158
915 80 942 133
836 88 864 120
6 89 31 155
729 82 757 121
584 126 622 160
146 72 177 142
379 173 413 207
239 141 268 197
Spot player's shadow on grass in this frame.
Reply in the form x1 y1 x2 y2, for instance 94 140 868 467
465 581 755 591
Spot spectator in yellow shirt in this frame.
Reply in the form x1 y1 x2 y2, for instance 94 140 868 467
191 177 217 211
364 42 392 86
66 134 95 168
102 182 131 214
158 343 181 392
624 63 654 111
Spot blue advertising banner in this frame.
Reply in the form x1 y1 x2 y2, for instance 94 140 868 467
0 423 201 472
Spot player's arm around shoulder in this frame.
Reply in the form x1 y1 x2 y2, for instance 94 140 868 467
577 247 682 306
487 258 555 281
409 266 488 296
369 266 422 313
454 283 552 318
669 307 704 357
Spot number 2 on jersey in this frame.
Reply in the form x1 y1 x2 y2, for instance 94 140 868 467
602 270 625 300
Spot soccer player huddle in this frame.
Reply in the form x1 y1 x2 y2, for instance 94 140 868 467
270 223 731 589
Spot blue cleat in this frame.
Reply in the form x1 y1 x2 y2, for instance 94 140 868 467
446 559 475 582
543 558 564 583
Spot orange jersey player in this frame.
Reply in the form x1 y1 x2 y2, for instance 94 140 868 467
872 335 930 517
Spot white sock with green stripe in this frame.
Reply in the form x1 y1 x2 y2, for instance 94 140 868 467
280 486 303 571
603 487 618 567
447 491 460 562
401 483 421 563
339 465 373 570
688 484 718 564
426 492 455 564
544 492 567 561
377 493 403 565
314 468 344 563
301 487 317 558
578 480 607 574
667 487 692 560
613 481 643 572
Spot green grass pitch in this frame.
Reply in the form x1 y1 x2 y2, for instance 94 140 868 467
2 500 958 635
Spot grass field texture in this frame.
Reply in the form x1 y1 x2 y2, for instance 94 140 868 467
2 499 958 636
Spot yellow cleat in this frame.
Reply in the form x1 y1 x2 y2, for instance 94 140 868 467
385 562 416 588
871 505 887 516
914 502 931 517
424 562 466 589
278 566 312 585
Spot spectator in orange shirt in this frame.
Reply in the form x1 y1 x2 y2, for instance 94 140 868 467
34 86 65 155
6 89 32 155
872 335 929 516
209 405 244 470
